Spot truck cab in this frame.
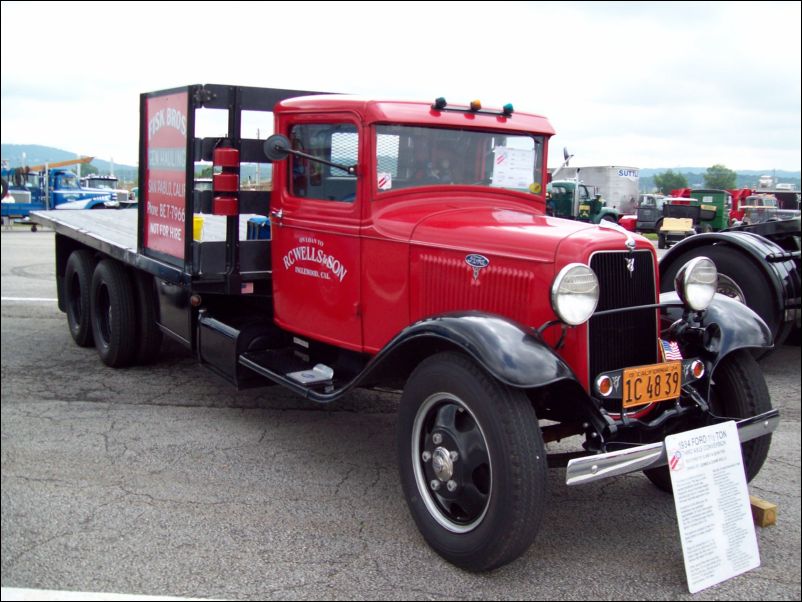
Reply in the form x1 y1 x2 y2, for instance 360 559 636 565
269 97 559 353
546 178 618 223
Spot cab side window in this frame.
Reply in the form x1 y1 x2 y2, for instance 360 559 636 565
288 123 357 202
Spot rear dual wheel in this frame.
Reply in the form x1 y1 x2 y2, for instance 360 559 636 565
91 259 138 367
65 250 97 347
65 251 162 366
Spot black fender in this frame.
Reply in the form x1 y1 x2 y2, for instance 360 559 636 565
660 291 772 370
659 231 800 336
369 311 579 390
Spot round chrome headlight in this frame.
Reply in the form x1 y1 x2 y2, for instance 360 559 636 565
551 263 599 326
675 256 717 311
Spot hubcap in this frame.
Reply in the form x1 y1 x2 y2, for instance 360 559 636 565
431 447 454 481
716 273 746 304
412 393 492 533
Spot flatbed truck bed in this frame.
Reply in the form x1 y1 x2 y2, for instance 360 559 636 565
34 209 272 288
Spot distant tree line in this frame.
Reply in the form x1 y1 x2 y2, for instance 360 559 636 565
648 164 788 193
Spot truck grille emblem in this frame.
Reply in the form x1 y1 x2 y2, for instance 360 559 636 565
465 254 490 281
625 255 636 275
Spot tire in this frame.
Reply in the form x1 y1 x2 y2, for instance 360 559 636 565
90 259 137 367
397 352 547 571
657 233 667 249
644 350 772 492
659 245 782 351
64 250 97 347
132 270 163 365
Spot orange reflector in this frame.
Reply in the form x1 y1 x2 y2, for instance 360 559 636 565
596 375 613 397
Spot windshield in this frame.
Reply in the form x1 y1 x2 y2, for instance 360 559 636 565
375 125 544 195
58 174 80 190
85 178 118 190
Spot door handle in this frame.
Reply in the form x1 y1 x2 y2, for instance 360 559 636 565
270 208 283 224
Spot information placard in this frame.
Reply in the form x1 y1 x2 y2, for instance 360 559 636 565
666 421 760 593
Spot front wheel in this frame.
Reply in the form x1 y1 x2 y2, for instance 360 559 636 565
644 350 773 492
397 352 547 571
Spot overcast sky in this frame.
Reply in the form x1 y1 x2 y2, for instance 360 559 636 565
2 1 800 171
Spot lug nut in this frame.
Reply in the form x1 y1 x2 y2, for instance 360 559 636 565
421 451 432 462
432 433 443 445
447 480 458 492
449 451 459 462
430 480 441 491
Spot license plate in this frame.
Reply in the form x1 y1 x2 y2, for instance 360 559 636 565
622 361 681 408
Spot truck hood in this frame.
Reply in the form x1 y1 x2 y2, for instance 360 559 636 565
409 206 644 264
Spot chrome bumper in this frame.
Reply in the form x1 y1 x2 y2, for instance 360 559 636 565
565 410 780 486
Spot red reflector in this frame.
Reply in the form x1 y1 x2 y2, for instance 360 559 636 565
213 147 240 167
213 196 238 216
214 173 238 192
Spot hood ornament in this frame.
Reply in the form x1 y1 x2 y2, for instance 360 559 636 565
598 220 638 277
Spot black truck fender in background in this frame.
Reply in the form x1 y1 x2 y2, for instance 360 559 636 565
659 228 801 348
660 291 773 380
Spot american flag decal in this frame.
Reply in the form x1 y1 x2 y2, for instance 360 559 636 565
661 339 683 361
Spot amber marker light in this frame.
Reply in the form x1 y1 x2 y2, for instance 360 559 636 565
470 99 482 111
596 375 613 397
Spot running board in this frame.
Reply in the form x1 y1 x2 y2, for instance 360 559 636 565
239 350 351 403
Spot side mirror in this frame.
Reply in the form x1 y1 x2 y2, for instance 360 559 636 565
264 134 291 162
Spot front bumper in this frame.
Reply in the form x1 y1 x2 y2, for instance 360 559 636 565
565 409 779 485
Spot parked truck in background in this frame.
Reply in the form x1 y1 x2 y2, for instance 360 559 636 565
33 84 779 572
1 156 114 226
571 165 640 215
80 174 133 208
546 162 639 224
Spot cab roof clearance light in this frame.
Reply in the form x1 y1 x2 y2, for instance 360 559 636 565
431 97 514 117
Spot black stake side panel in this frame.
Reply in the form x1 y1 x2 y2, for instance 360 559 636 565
135 84 331 291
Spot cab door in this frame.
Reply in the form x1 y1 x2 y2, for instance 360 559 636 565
270 117 363 351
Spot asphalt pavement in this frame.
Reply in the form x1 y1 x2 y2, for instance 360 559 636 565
1 229 799 600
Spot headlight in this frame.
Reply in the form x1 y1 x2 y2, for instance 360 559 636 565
551 263 599 326
675 256 717 311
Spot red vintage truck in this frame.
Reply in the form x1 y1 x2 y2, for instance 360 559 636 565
34 84 778 571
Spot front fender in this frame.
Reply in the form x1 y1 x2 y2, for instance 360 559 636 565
371 312 579 390
660 291 772 367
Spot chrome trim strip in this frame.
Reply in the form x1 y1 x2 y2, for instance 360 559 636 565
565 409 780 486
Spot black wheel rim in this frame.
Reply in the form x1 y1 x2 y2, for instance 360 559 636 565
412 393 492 533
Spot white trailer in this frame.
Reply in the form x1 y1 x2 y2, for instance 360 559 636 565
574 166 640 215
